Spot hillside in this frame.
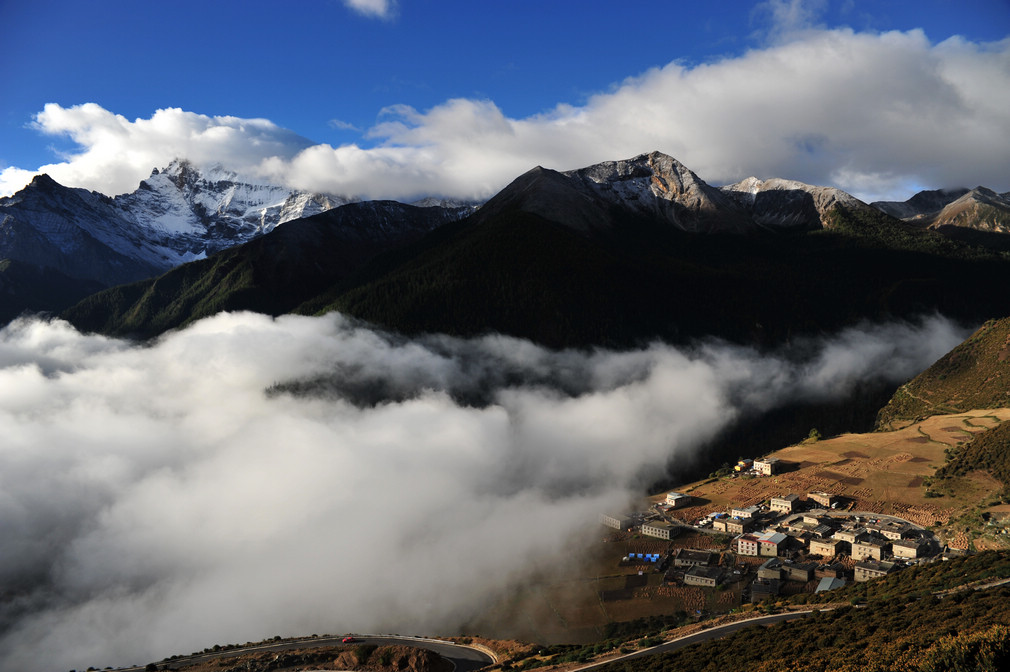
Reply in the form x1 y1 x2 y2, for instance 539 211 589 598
61 201 464 338
0 259 104 323
310 203 1010 349
877 317 1010 428
593 552 1010 672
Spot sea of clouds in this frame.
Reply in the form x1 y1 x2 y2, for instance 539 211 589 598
0 311 969 671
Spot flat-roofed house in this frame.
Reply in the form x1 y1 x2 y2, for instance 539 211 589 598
852 536 891 561
833 527 868 545
754 457 781 476
757 558 783 580
783 561 817 582
809 537 843 558
713 517 755 534
854 560 899 582
737 534 761 557
641 520 679 541
867 520 917 540
684 566 722 587
808 491 838 508
674 549 716 567
731 505 761 519
892 538 928 559
750 578 780 602
600 513 634 530
770 494 800 513
665 492 692 509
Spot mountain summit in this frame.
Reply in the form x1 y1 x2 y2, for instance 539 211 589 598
477 151 876 235
0 160 352 288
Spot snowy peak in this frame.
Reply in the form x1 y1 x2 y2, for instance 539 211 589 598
567 151 735 212
482 151 875 235
123 158 353 241
721 175 870 230
561 151 749 233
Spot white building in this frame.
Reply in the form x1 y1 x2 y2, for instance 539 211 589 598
754 457 781 476
731 505 761 519
665 492 692 508
600 513 634 530
642 520 679 540
770 494 800 513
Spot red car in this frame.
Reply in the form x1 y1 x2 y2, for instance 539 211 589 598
342 636 357 643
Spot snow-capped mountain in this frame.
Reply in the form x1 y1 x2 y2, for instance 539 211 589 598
118 159 351 244
480 151 873 234
0 160 356 287
563 151 751 233
721 175 870 230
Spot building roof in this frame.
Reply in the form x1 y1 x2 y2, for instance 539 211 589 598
816 577 847 592
686 565 722 580
675 549 716 563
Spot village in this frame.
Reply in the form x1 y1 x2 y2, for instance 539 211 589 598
601 456 949 605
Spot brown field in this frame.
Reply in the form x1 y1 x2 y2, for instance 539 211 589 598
669 409 1010 531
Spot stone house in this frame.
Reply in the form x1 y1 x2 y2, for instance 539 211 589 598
673 549 716 568
600 513 634 530
641 520 679 540
852 536 891 561
809 537 843 558
770 494 800 514
754 457 781 476
854 560 899 582
684 565 722 587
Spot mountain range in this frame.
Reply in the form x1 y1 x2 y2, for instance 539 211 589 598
3 151 1010 343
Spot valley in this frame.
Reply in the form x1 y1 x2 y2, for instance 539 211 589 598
4 152 1010 672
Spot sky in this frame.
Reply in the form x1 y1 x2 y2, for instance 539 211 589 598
1 0 1008 203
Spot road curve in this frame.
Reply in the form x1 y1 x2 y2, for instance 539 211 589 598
114 634 495 672
572 610 817 671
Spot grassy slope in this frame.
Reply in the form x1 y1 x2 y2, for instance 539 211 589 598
502 552 1010 672
597 560 1010 672
877 317 1010 428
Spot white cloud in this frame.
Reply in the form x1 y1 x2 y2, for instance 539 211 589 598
343 0 397 20
1 29 1007 202
0 311 967 671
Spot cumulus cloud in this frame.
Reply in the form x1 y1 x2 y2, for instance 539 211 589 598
2 28 1007 202
0 311 967 671
0 104 314 197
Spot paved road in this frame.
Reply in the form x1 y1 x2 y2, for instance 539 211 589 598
572 611 817 671
115 634 495 672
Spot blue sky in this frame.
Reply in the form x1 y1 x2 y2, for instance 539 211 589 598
1 0 1008 201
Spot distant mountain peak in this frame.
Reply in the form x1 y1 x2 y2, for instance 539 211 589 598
873 185 1010 232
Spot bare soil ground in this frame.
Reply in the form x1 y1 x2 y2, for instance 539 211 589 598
670 409 1010 533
